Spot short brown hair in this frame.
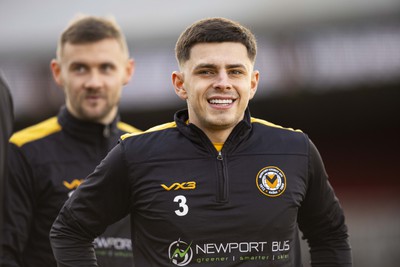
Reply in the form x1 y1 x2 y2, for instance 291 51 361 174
56 14 129 59
175 17 257 66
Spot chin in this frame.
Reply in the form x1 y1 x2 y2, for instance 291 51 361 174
209 119 236 129
83 106 106 116
80 110 106 122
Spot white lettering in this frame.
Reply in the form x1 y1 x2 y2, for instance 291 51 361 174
271 240 290 252
93 237 132 250
196 242 268 254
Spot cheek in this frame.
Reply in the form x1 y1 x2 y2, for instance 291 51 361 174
63 79 84 98
57 71 69 87
246 90 254 100
64 87 79 101
105 75 125 88
188 82 206 98
63 74 82 88
187 89 202 106
240 82 255 99
108 87 123 103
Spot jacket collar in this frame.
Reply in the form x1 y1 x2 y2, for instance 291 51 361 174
174 108 252 153
57 106 120 143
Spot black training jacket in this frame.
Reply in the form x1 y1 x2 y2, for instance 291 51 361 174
51 108 352 267
1 107 140 267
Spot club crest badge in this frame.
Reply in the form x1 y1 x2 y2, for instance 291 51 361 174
256 166 286 197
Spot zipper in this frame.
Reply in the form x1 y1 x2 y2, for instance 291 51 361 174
103 124 111 138
101 124 112 158
187 123 230 203
216 151 228 203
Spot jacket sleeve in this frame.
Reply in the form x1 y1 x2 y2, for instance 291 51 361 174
1 144 35 267
297 139 353 267
50 142 131 267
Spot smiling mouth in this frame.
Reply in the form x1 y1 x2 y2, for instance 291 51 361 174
208 99 234 106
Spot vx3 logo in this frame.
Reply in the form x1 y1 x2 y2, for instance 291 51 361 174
63 179 83 190
63 179 83 198
161 181 196 191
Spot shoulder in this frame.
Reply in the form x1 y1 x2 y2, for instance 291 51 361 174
120 121 177 141
250 117 309 153
118 121 178 163
9 117 61 147
251 117 302 133
116 121 142 134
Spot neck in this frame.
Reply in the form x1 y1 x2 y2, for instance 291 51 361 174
66 105 117 126
202 127 233 144
97 109 117 125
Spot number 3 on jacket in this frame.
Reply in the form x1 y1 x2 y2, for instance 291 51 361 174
174 195 189 216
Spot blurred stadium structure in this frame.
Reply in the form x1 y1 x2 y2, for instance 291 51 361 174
1 1 399 266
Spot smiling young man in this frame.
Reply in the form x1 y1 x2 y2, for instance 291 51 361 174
172 41 258 144
50 17 352 266
1 15 140 267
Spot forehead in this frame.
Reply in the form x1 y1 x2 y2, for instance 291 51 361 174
60 38 126 64
183 42 252 70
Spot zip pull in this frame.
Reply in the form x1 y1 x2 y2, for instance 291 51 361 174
216 150 228 202
103 125 111 138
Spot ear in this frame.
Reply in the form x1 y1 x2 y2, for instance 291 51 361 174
123 58 135 86
50 59 63 86
172 71 187 100
249 70 259 100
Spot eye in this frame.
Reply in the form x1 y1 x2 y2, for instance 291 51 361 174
100 63 115 73
229 69 244 75
71 64 87 74
196 69 214 76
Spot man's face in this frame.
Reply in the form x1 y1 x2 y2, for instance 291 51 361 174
173 42 259 137
51 38 134 124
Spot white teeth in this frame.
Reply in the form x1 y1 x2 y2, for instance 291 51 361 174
209 99 233 104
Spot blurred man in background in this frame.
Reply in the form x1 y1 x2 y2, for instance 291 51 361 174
1 15 140 267
50 17 352 266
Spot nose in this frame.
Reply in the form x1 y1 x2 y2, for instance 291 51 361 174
84 70 102 89
213 71 231 90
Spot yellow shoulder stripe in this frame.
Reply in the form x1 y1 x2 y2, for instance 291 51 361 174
251 117 302 132
10 117 61 147
121 121 177 140
117 122 142 134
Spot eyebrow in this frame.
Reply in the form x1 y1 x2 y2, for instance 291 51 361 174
226 64 247 70
68 62 88 70
70 61 87 66
193 63 247 70
193 63 216 70
69 61 116 68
